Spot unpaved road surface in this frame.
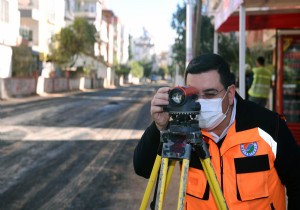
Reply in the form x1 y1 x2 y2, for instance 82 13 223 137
0 84 179 210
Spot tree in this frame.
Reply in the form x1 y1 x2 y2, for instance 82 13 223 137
171 3 239 75
50 17 97 68
115 64 131 77
198 15 214 53
139 60 153 78
130 61 144 78
11 43 35 77
128 34 133 61
158 66 168 80
218 32 239 74
171 3 186 75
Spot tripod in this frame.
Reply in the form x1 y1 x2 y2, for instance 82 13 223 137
139 119 228 210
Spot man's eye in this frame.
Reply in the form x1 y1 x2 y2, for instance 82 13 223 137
198 90 219 98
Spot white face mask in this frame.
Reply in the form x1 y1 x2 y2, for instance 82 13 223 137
197 90 229 131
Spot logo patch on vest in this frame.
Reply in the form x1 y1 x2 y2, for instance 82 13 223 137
240 142 258 157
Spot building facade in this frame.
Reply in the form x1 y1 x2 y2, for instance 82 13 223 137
0 0 20 78
18 0 67 76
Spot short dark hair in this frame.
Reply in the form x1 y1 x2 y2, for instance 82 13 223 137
256 56 265 65
184 53 235 89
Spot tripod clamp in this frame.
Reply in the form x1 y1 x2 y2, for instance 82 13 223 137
160 122 209 160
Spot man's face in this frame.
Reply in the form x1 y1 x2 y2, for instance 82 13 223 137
186 70 235 113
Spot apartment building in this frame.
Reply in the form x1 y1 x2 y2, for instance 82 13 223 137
64 0 75 26
2 0 127 83
18 0 67 76
73 0 114 87
101 9 114 68
0 0 20 78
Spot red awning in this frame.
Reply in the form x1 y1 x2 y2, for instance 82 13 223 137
213 0 300 100
217 9 300 32
215 0 300 32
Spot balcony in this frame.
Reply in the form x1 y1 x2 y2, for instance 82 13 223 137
19 8 40 21
74 11 96 21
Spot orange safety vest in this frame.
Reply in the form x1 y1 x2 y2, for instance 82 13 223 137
185 121 286 210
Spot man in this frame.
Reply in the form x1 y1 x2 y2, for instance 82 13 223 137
133 53 300 210
248 56 272 107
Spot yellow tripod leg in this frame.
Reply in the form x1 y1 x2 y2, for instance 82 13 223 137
140 155 162 210
164 160 176 199
177 159 190 210
155 157 169 210
200 158 228 210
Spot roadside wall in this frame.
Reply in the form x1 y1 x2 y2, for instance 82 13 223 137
0 77 108 100
69 78 80 91
0 78 36 98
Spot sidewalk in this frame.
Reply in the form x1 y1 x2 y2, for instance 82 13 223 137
0 89 99 105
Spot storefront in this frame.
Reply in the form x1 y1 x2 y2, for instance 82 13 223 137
276 34 300 141
214 0 300 144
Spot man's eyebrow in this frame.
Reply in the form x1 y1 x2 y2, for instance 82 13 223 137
202 88 218 92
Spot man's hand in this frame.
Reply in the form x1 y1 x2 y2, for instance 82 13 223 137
151 87 170 131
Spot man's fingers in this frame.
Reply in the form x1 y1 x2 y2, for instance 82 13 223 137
157 86 171 94
149 87 171 131
151 105 164 113
151 87 170 106
151 97 168 106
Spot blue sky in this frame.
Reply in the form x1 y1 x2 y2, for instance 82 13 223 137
104 0 183 53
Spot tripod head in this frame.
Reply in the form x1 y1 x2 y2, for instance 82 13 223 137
163 85 200 115
161 86 203 159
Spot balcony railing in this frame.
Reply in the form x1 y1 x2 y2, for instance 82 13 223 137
18 0 39 9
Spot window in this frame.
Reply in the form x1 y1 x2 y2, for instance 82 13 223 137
20 27 33 41
90 4 95 12
0 0 9 23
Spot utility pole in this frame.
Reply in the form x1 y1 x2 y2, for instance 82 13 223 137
186 0 195 67
239 3 246 99
193 0 202 57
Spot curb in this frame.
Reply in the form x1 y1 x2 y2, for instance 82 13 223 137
0 89 95 105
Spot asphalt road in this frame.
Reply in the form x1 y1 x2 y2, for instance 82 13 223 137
0 84 179 210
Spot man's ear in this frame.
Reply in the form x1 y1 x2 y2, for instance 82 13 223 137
228 85 236 105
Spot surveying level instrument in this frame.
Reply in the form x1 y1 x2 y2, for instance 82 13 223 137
139 86 228 210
